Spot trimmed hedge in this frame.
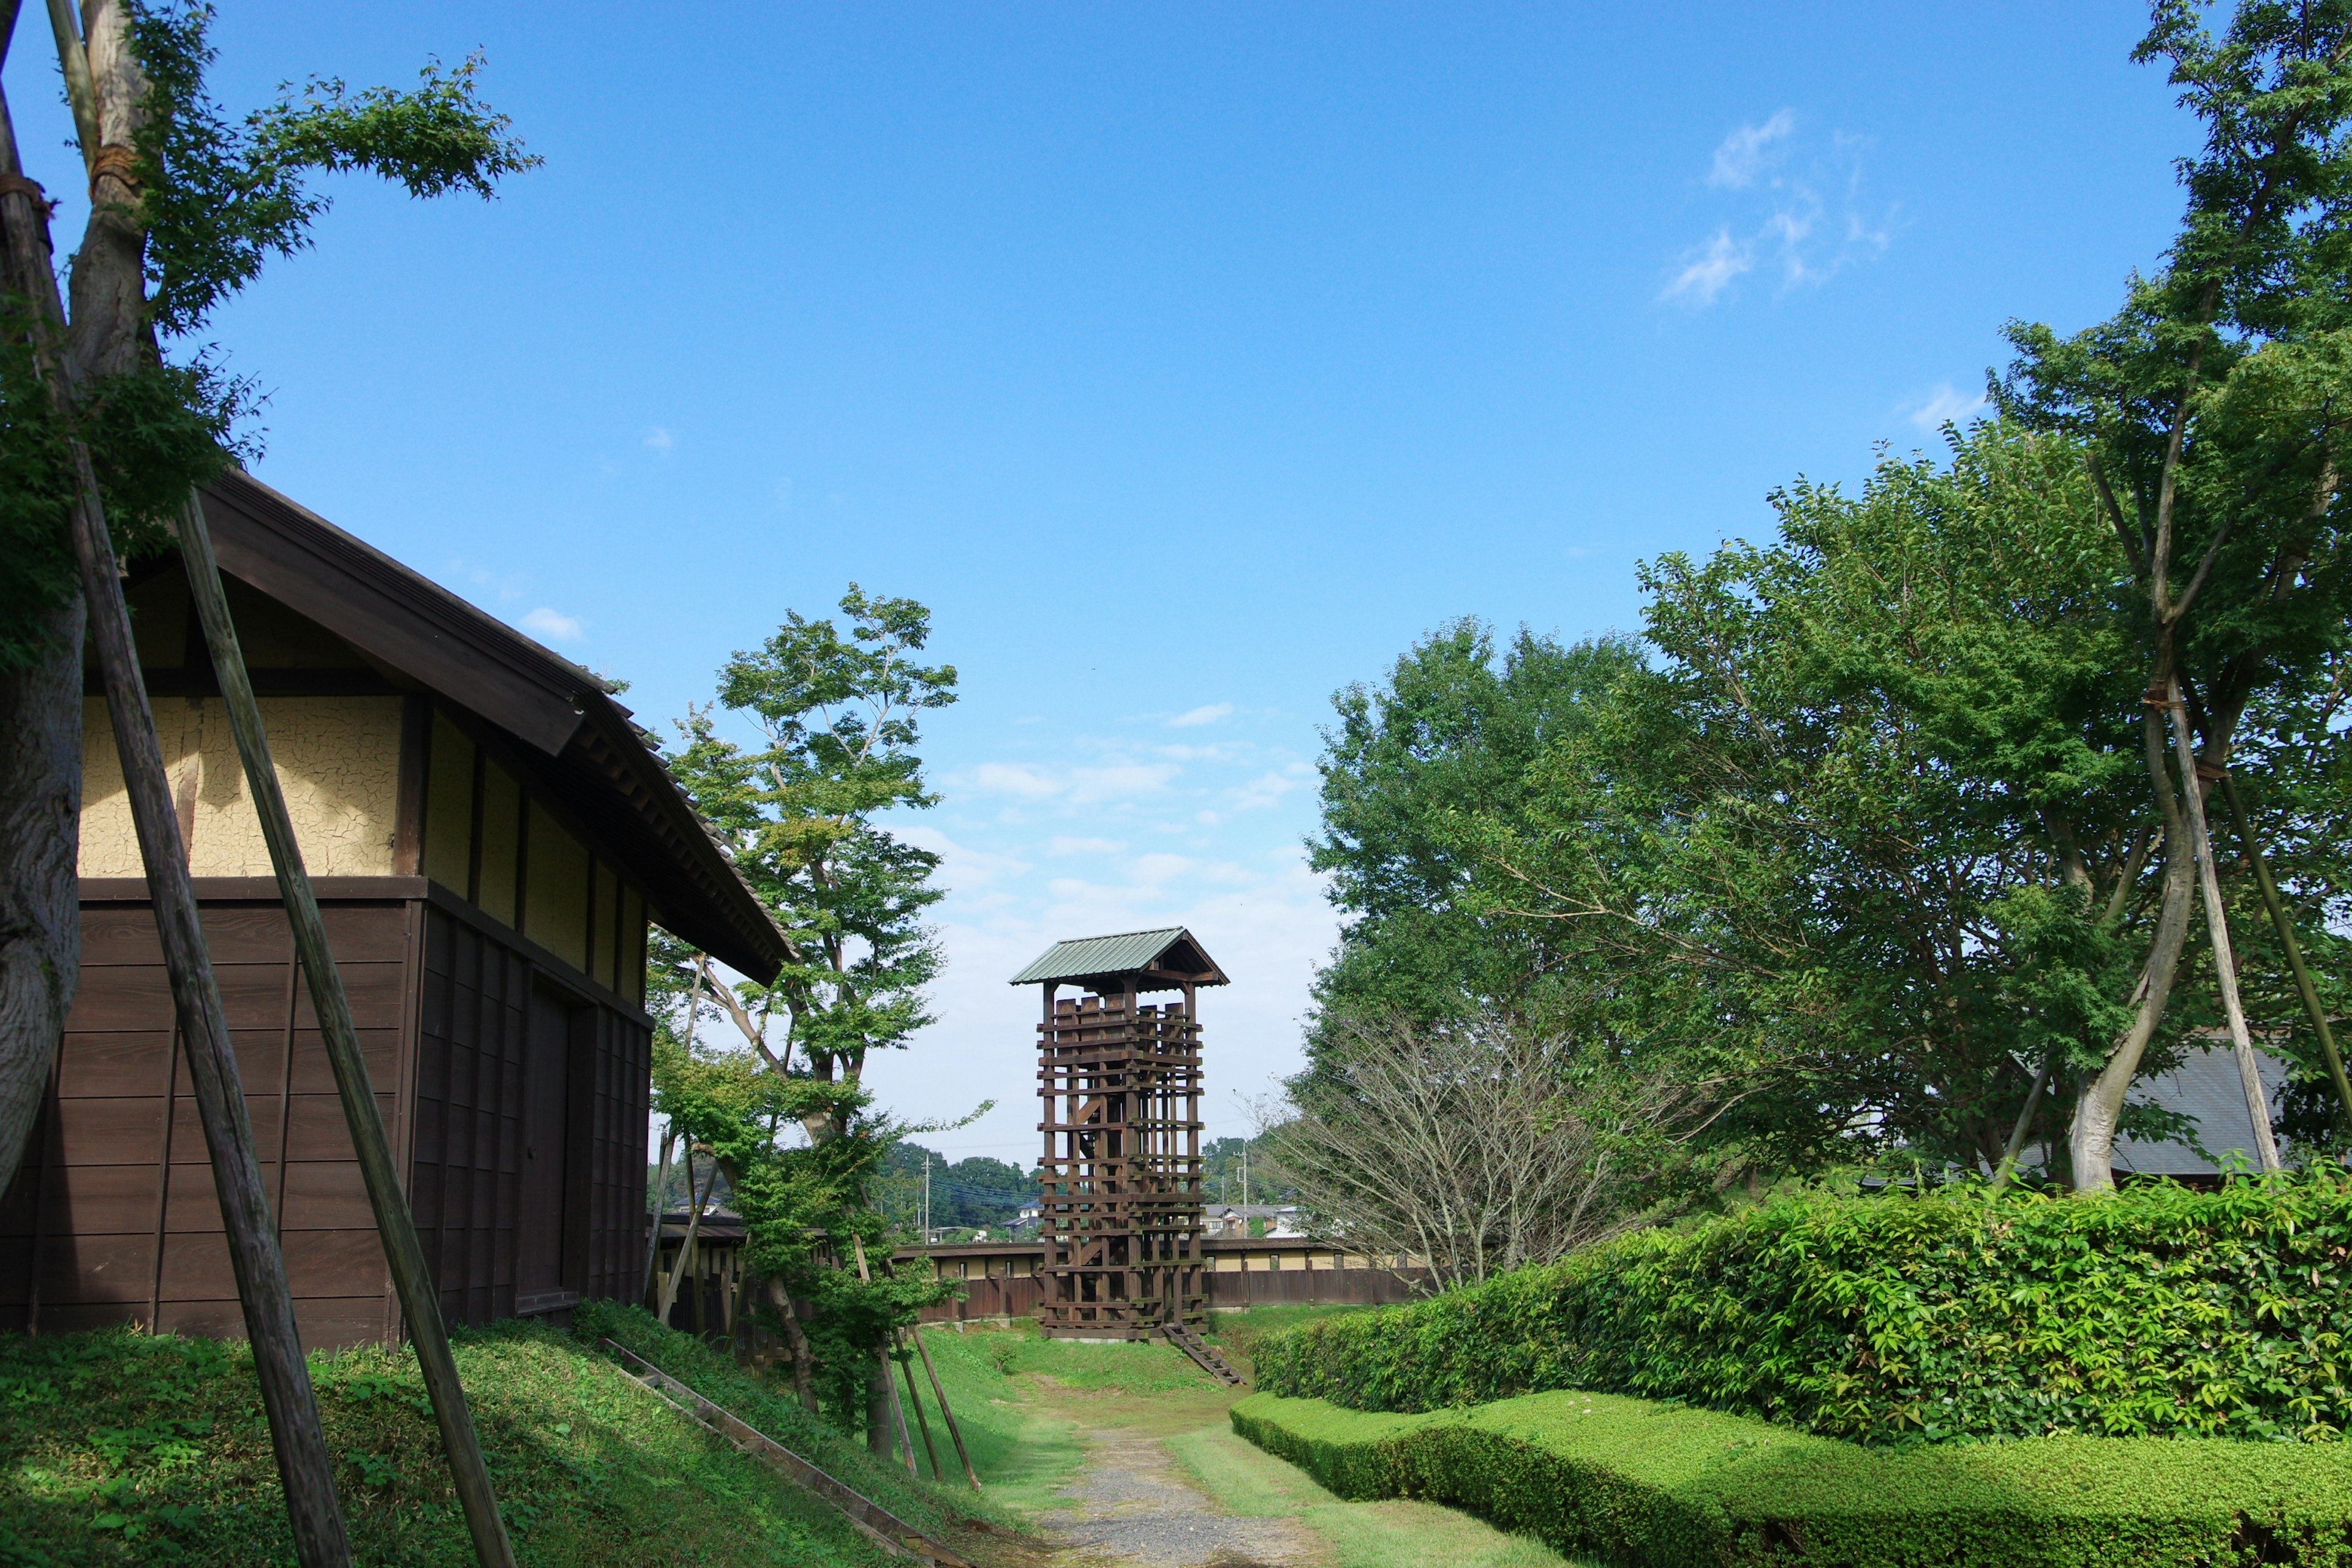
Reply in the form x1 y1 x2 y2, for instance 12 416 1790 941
1233 1388 2352 1566
1253 1175 2352 1442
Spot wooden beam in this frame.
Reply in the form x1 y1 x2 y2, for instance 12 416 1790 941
178 496 519 1568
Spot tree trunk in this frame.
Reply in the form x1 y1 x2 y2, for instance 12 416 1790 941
65 0 146 386
865 1360 892 1458
2072 701 2201 1191
2168 684 2282 1172
762 1275 820 1414
0 594 82 1188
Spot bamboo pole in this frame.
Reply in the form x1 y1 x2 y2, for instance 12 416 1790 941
908 1325 982 1490
175 497 518 1568
0 51 354 1568
2220 773 2352 1126
2168 682 2282 1172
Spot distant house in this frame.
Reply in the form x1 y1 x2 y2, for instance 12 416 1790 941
2114 1044 2294 1184
1 470 785 1350
1207 1204 1303 1239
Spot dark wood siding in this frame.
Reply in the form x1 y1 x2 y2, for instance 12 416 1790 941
410 898 649 1329
4 884 654 1352
1 895 413 1350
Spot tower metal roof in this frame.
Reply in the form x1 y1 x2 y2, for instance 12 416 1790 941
1008 927 1229 990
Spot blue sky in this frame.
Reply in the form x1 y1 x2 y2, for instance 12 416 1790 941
12 3 2199 1166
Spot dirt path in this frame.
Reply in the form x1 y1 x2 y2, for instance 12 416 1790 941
1033 1414 1327 1568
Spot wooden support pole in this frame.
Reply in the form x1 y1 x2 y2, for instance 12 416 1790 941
0 62 353 1568
2220 773 2352 1128
641 1121 676 1306
2169 684 2282 1172
659 1145 717 1325
895 1335 943 1479
908 1324 982 1491
176 496 518 1568
851 1237 918 1475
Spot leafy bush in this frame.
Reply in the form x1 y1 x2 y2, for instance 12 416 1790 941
1234 1389 2352 1567
1253 1175 2352 1442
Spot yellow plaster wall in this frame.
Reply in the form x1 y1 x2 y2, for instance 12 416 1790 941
78 695 405 878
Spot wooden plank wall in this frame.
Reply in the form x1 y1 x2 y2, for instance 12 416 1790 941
409 902 531 1325
410 902 649 1327
578 1005 651 1305
0 899 413 1349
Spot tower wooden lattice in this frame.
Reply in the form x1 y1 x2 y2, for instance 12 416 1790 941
1011 928 1228 1340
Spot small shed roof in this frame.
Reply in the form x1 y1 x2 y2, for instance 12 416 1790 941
1008 927 1228 991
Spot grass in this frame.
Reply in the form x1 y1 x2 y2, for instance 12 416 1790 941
909 1310 1579 1568
1168 1419 1575 1568
0 1306 1003 1567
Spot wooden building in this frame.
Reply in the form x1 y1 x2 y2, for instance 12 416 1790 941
0 470 785 1349
1012 928 1226 1340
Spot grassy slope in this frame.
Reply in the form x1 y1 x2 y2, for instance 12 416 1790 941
910 1312 1578 1568
0 1307 1002 1568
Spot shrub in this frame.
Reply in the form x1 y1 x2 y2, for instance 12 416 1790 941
1251 1174 2352 1442
1233 1388 2352 1567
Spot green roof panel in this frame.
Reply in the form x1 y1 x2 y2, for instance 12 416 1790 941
1008 927 1228 988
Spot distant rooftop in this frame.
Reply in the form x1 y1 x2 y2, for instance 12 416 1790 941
1008 927 1229 992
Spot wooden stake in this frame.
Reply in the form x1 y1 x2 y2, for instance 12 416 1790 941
641 1121 676 1306
0 77 353 1568
895 1336 943 1479
851 1236 918 1475
659 1145 717 1324
2169 682 2283 1172
883 1248 981 1490
908 1325 982 1491
176 497 517 1568
2220 772 2352 1127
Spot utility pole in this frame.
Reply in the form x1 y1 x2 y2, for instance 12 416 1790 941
922 1153 932 1243
1241 1143 1250 1207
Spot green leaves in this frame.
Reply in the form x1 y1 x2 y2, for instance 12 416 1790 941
668 586 956 1081
1256 1174 2352 1447
134 7 540 337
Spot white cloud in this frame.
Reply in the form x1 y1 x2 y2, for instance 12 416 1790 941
970 762 1062 800
1169 703 1234 728
1908 382 1988 432
1228 767 1311 813
1667 115 1894 307
962 760 1178 805
520 607 586 643
1047 835 1128 856
644 428 675 454
1708 109 1796 189
1661 230 1754 306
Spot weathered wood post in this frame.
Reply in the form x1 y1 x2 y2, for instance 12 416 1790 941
177 494 518 1568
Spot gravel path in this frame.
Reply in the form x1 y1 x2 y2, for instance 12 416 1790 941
1035 1420 1326 1568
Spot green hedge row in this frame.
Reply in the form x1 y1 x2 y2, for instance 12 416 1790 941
1252 1175 2352 1442
1233 1388 2352 1566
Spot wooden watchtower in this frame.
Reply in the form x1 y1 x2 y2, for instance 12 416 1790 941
1011 929 1227 1340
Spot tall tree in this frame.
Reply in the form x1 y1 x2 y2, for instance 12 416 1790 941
1308 624 1645 1048
0 0 533 1186
656 587 960 1439
2000 1 2352 1187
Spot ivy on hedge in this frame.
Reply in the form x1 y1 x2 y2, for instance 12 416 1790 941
1252 1174 2352 1442
1233 1389 2352 1567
